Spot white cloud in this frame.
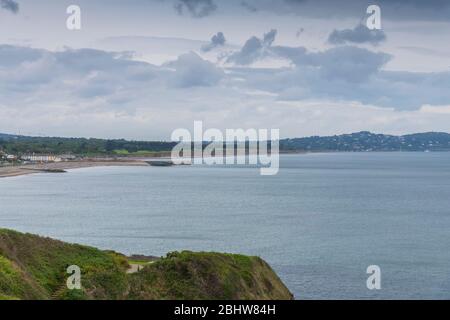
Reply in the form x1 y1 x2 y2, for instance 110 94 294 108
165 52 224 87
420 104 450 114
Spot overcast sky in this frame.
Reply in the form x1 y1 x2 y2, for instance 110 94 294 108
1 0 450 139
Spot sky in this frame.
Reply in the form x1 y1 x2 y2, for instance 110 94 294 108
1 0 450 139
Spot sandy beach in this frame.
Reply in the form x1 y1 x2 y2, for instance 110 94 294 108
0 160 150 178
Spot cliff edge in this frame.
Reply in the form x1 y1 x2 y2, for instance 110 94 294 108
0 229 293 300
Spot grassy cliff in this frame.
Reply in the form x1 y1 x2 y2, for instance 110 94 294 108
0 229 293 300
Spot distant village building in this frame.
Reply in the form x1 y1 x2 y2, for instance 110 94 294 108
60 154 77 161
21 155 62 163
0 152 18 163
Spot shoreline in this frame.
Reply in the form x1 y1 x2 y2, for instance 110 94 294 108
0 160 149 178
1 151 433 179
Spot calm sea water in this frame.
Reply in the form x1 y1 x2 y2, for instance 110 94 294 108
1 153 449 299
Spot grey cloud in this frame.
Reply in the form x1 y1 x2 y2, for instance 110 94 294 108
237 66 450 111
237 0 450 21
226 29 277 65
328 24 386 46
296 28 305 38
174 0 217 18
0 45 225 115
227 27 389 82
201 32 226 52
291 46 390 82
398 46 450 58
1 41 449 123
0 45 162 107
231 42 450 110
240 1 258 12
0 45 42 67
227 36 262 65
0 0 19 13
234 43 390 83
166 52 224 87
263 29 277 46
201 31 450 110
224 33 450 110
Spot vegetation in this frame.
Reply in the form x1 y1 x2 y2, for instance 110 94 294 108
0 229 292 300
128 251 293 300
1 131 450 156
280 131 450 152
0 133 176 156
0 229 129 300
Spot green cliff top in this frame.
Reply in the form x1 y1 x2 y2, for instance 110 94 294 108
0 229 292 300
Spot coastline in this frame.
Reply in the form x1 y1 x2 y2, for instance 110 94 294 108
0 159 149 178
0 151 432 179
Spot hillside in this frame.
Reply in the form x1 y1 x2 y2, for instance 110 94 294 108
0 134 176 156
127 251 292 300
280 131 450 152
0 229 293 300
1 131 450 155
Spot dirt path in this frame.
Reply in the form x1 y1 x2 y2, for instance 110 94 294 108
126 261 156 274
126 264 145 274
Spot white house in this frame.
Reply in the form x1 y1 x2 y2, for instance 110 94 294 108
6 155 17 161
21 155 62 162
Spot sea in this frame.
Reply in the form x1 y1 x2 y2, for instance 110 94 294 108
1 152 449 299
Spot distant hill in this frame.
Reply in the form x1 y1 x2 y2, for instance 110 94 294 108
0 229 293 300
1 131 450 155
280 131 450 152
0 133 19 141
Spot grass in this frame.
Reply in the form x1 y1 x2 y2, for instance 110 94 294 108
0 256 28 300
113 149 170 157
0 229 129 299
0 229 293 300
127 251 293 300
128 260 154 266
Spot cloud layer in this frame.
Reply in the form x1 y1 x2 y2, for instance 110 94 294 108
2 37 449 119
1 1 449 138
222 29 450 110
238 0 450 21
0 41 449 139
